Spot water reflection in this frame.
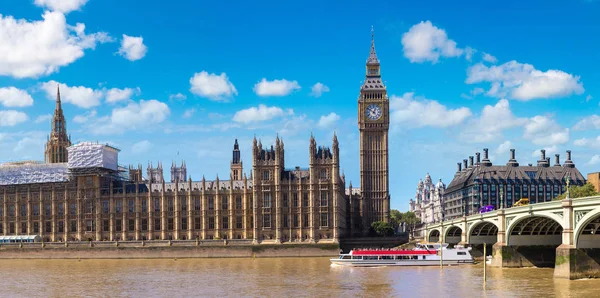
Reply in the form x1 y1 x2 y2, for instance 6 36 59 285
1 258 598 297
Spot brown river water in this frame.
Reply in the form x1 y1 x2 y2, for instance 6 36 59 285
1 258 598 297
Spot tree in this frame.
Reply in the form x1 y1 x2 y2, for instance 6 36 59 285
401 211 421 240
554 183 600 200
390 209 403 229
371 221 394 237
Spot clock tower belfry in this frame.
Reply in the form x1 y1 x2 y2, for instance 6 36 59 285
358 27 390 228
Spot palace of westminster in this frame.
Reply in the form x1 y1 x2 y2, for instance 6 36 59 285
0 31 392 243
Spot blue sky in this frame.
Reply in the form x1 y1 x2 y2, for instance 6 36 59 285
1 0 599 212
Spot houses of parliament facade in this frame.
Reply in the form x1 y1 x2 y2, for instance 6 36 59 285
0 31 391 243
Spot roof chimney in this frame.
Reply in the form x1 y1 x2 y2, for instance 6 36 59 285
537 149 549 167
554 154 560 166
563 150 575 168
469 156 474 168
463 159 468 171
457 162 462 172
481 148 492 166
476 152 481 165
507 149 519 167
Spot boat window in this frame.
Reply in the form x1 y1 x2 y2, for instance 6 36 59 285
381 256 393 260
457 252 467 255
411 256 418 260
427 245 434 249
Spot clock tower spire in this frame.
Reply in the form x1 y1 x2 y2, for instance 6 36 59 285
358 26 390 230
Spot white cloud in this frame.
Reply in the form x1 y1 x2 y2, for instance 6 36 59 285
73 110 97 123
169 93 187 101
573 115 600 131
466 61 584 101
309 82 330 97
317 113 340 129
482 53 497 64
14 136 45 153
401 21 464 63
278 115 312 137
40 80 103 108
106 87 139 103
189 71 237 101
132 140 152 154
0 11 111 78
109 100 170 128
253 78 301 97
496 141 512 155
460 99 527 143
35 114 52 124
523 115 569 146
587 155 600 166
460 87 485 99
390 92 471 129
118 35 147 61
0 110 28 126
183 108 196 118
574 136 600 148
586 94 593 102
34 0 88 13
465 47 475 61
232 104 292 124
0 87 34 107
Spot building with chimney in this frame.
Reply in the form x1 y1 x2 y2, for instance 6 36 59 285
409 174 446 224
443 148 586 219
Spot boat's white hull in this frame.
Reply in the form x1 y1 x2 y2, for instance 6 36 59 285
330 259 474 267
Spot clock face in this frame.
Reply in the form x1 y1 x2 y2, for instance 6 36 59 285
366 104 382 120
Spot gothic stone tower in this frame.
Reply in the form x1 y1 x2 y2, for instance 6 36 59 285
231 139 243 180
45 86 72 163
358 28 390 227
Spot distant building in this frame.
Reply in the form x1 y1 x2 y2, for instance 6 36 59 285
409 174 446 224
588 172 600 193
444 148 586 219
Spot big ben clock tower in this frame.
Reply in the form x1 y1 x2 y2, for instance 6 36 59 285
358 27 390 228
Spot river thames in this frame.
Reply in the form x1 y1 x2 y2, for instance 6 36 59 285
2 258 598 297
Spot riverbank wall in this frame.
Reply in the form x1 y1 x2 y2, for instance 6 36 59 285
0 240 340 259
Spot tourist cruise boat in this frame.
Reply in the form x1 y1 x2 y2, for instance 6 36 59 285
330 243 474 267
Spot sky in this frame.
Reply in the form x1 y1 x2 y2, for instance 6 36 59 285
0 0 599 212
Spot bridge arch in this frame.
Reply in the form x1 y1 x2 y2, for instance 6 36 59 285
506 214 563 246
574 209 600 248
427 229 441 243
467 221 498 244
445 226 462 244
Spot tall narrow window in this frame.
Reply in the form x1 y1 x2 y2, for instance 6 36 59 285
208 197 214 210
235 196 242 210
222 196 228 210
263 214 271 228
320 192 328 207
263 193 272 208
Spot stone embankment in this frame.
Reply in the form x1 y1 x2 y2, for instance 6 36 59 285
0 240 340 259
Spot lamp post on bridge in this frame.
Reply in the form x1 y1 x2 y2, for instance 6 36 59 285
564 172 571 200
499 183 504 210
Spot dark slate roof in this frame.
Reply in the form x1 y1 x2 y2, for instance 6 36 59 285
361 77 385 90
445 164 586 194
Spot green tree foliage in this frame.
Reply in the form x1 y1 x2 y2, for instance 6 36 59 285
371 221 394 236
390 209 402 229
553 183 600 200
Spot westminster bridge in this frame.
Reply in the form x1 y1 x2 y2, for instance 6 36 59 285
420 195 600 279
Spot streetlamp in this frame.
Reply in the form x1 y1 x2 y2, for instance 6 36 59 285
499 183 504 210
564 172 571 200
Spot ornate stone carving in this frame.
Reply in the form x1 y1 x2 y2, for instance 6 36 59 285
552 211 564 219
574 210 591 225
506 216 515 228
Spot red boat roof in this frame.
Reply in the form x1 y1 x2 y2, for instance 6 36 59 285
351 250 438 256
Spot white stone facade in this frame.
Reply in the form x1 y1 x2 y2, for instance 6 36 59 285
409 174 446 224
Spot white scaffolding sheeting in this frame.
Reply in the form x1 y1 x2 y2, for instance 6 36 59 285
0 163 69 185
68 142 119 171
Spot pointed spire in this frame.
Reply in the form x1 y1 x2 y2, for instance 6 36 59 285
333 131 338 144
367 25 380 65
56 84 62 111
